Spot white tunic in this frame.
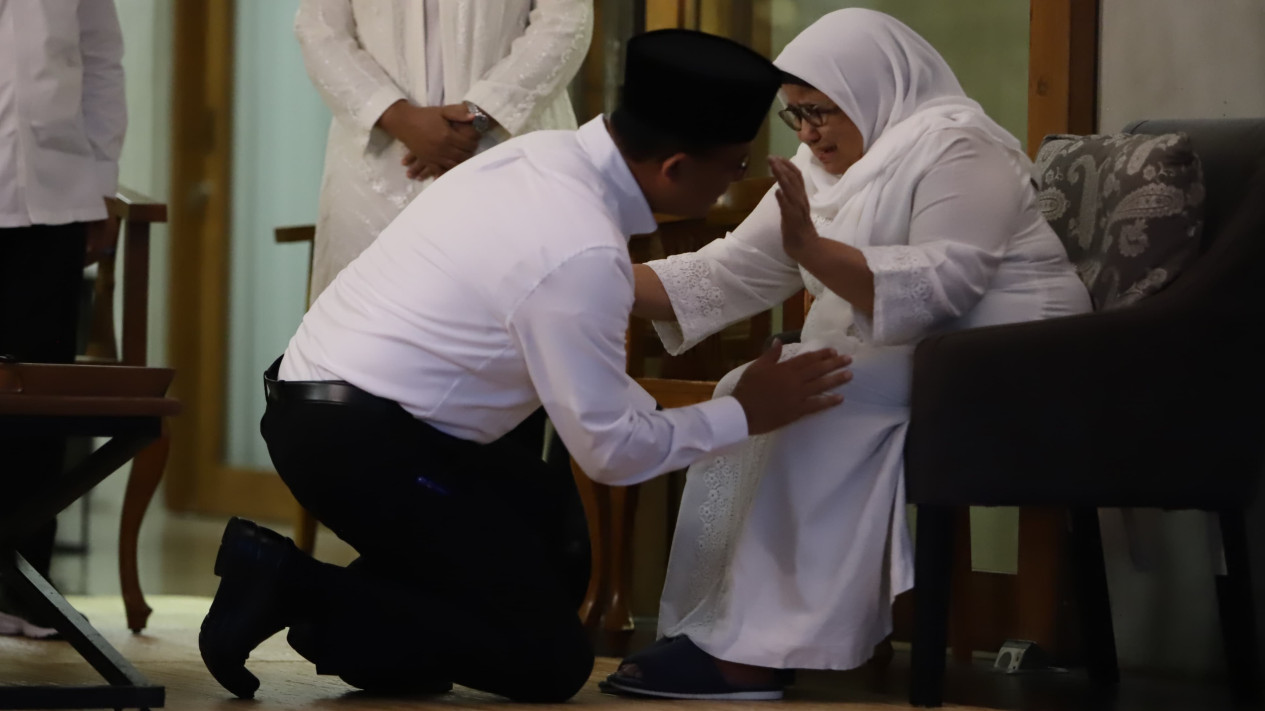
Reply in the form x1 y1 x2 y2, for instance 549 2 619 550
650 133 1092 669
280 117 749 487
294 0 593 299
0 0 126 227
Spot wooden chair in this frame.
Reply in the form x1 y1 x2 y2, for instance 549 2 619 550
273 224 321 554
76 189 171 633
0 360 177 709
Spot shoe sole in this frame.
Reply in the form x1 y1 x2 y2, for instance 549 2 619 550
601 678 783 701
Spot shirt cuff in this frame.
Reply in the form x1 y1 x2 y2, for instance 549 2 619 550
695 395 749 452
360 85 409 134
645 254 725 355
854 244 937 345
463 85 527 136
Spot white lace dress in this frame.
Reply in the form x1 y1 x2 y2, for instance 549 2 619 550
648 136 1092 670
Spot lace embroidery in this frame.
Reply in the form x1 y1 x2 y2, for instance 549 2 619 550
866 246 937 344
799 265 826 298
800 214 833 298
665 345 799 639
647 254 725 355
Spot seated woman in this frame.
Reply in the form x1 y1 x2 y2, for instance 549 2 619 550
603 8 1092 701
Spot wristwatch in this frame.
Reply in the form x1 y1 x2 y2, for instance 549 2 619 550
464 101 492 135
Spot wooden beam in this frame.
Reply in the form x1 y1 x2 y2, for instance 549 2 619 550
1012 0 1100 661
1028 0 1100 154
645 0 683 31
166 0 236 512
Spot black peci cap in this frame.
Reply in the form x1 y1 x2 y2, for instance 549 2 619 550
619 29 781 147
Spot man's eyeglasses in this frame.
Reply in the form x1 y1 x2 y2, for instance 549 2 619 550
777 103 842 131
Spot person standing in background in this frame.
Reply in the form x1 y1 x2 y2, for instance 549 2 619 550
295 0 594 301
0 0 127 631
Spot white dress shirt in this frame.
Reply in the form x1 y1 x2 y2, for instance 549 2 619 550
0 0 126 227
294 0 593 299
280 117 749 486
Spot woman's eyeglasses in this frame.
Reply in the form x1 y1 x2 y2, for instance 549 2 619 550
777 103 842 130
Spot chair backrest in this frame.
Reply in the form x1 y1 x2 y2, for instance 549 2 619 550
81 189 167 366
1125 118 1265 251
1117 119 1265 323
1120 120 1265 506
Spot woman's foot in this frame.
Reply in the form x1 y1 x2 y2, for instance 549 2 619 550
617 655 778 688
602 636 785 700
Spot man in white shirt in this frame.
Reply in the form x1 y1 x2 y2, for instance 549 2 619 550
0 0 126 625
199 30 853 702
295 0 593 501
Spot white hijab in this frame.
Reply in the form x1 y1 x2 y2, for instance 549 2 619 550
773 9 1030 246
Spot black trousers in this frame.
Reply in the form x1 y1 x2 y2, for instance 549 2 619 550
260 364 594 702
0 224 86 581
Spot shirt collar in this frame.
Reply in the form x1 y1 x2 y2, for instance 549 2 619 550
576 116 658 239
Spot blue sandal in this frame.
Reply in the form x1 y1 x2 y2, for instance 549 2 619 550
600 637 784 700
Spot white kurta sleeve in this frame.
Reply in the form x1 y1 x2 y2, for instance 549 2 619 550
854 137 1022 345
462 0 593 137
294 0 407 139
509 247 748 486
78 0 126 199
646 187 804 354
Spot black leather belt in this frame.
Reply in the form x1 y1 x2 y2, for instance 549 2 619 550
263 356 402 413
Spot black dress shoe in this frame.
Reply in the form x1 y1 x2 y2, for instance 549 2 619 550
199 517 300 699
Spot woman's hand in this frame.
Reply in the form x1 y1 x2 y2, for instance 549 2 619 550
768 156 876 316
769 156 818 261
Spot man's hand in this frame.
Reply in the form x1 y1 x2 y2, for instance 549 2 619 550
402 153 441 182
730 340 852 435
378 101 481 177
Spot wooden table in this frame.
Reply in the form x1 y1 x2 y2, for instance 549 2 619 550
0 362 178 710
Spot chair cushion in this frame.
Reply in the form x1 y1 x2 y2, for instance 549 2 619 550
1034 132 1205 311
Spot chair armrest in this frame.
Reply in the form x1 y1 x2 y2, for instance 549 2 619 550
765 330 802 349
904 300 1258 508
275 225 316 244
108 188 167 225
912 309 1158 415
635 377 717 408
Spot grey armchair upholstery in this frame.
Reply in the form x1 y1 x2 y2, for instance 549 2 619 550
905 118 1265 707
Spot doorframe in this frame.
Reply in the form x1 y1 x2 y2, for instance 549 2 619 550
167 0 297 521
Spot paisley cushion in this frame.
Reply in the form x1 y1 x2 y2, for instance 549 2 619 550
1034 133 1205 311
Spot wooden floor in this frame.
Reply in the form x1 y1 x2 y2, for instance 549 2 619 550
0 595 1245 711
2 478 1244 710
